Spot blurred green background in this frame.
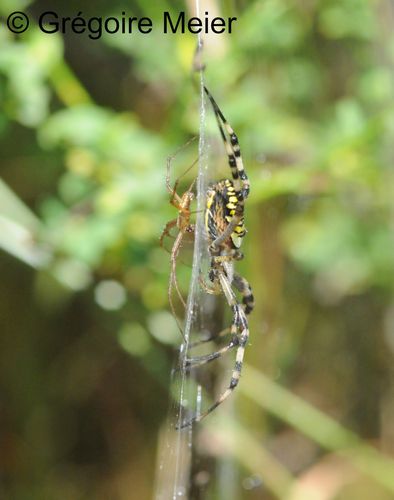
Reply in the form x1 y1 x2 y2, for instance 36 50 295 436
1 0 394 498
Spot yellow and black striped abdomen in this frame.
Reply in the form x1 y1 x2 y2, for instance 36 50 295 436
205 179 247 250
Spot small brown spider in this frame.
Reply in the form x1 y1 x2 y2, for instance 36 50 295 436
160 141 197 336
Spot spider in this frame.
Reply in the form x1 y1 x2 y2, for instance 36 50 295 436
178 86 254 428
160 140 198 337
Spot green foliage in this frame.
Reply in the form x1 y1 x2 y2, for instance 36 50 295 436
1 0 394 498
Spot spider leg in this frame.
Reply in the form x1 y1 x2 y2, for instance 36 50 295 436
169 230 188 308
209 214 242 253
159 219 177 249
177 269 249 429
166 160 182 205
165 137 198 199
212 250 243 264
178 318 249 429
199 274 222 295
173 329 231 375
204 86 250 201
183 267 242 368
233 272 255 315
168 222 195 315
169 181 182 207
169 225 194 307
168 231 189 339
188 327 231 349
184 336 238 369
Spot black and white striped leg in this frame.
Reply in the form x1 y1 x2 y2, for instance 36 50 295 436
233 272 255 315
203 86 250 201
183 335 238 369
177 271 249 429
177 326 248 429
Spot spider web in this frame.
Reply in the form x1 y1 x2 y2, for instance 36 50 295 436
153 4 211 497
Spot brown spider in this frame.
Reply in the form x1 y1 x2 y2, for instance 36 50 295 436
160 141 197 336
